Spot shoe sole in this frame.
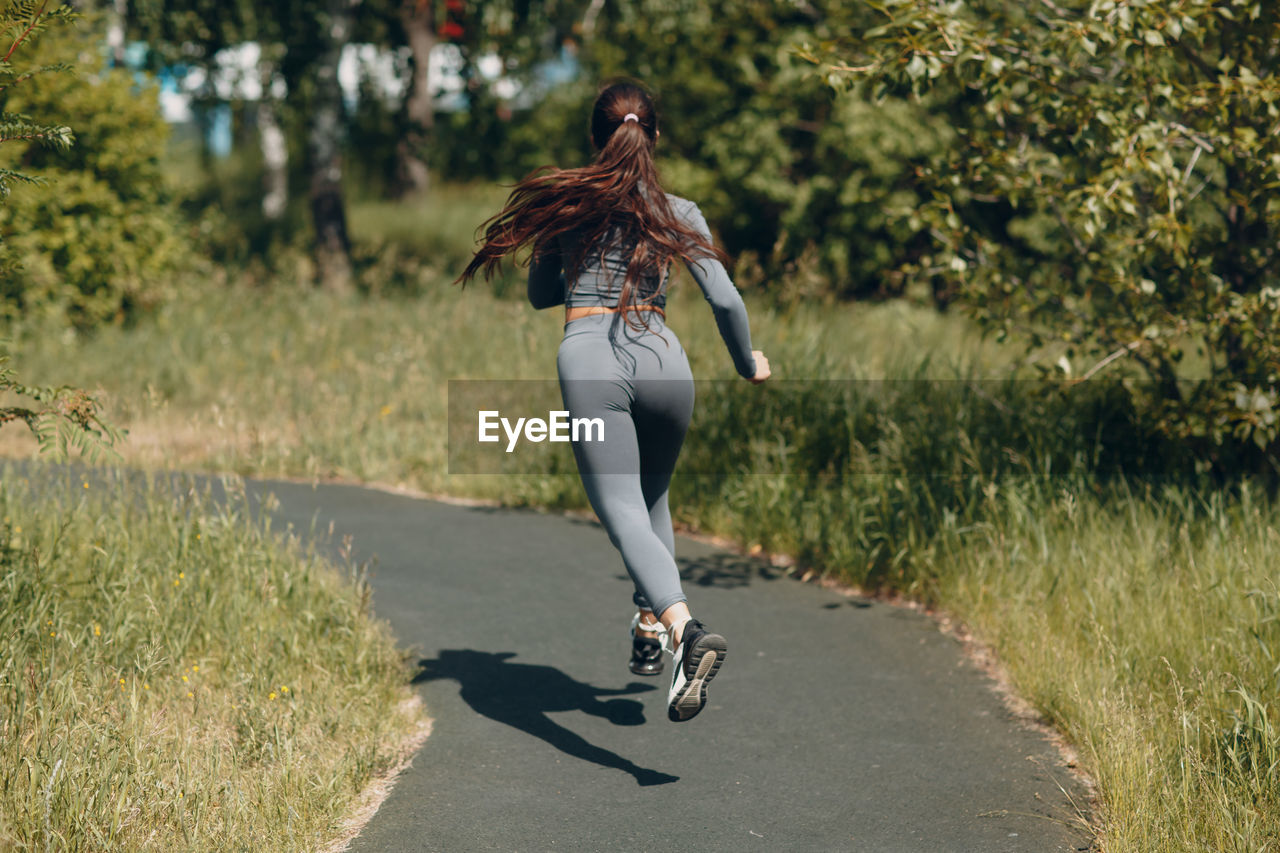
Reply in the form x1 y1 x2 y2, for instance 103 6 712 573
668 632 727 722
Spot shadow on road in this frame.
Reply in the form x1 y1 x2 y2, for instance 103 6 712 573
413 650 679 787
611 552 784 591
677 551 783 588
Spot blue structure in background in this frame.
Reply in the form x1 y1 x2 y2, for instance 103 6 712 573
543 43 580 87
118 37 580 158
123 41 147 69
205 106 233 157
118 41 232 157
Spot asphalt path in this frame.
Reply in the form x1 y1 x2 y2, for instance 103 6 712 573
14 463 1091 851
233 478 1094 853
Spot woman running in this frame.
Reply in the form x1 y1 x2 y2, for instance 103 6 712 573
459 81 770 722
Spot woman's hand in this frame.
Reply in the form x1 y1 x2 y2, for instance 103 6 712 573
748 350 771 384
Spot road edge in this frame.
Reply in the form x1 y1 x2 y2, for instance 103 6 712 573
321 694 435 853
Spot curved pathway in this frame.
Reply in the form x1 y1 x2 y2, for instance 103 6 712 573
236 478 1094 853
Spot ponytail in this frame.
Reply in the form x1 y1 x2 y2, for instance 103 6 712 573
458 81 727 329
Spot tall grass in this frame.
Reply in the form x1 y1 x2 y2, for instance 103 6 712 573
0 265 1006 502
4 182 1279 849
0 465 421 850
347 183 512 286
938 481 1280 850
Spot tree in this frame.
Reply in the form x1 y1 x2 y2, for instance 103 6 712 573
575 0 951 300
392 0 435 196
133 0 361 291
303 0 358 291
0 3 73 202
809 0 1280 460
0 7 182 327
0 1 119 460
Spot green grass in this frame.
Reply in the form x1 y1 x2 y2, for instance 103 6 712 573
4 182 1279 850
0 260 1007 498
347 182 514 285
0 465 423 851
938 481 1280 851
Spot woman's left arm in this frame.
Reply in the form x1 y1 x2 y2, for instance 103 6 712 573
528 241 566 309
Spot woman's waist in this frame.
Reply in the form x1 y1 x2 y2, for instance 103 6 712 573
564 304 665 323
564 272 667 311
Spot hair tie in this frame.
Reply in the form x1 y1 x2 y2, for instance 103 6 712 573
623 113 639 123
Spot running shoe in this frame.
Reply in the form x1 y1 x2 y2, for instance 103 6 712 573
666 619 727 722
629 612 665 676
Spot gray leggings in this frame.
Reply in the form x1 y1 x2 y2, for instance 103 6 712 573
557 312 695 618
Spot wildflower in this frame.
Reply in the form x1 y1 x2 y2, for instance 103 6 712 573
192 666 199 673
379 405 392 418
281 686 289 694
179 572 185 579
144 683 150 690
196 534 201 540
268 692 277 701
94 624 101 636
83 482 89 489
187 692 194 698
182 675 188 683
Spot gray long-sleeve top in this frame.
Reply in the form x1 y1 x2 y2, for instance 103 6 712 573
527 194 758 379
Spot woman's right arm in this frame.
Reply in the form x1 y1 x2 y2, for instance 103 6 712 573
527 241 566 309
679 202 762 380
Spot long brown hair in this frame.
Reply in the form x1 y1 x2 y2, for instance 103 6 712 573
456 81 728 327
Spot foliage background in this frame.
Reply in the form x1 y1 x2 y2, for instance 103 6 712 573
0 13 183 329
805 0 1280 463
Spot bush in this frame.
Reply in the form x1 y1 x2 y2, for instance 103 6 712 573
813 0 1280 465
0 16 184 328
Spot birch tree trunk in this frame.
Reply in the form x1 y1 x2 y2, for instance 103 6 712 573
258 55 288 221
106 0 127 66
309 0 355 292
394 0 435 197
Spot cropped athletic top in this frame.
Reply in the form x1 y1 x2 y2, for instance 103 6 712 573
527 194 758 379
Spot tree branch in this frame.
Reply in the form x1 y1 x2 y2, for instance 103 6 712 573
1049 198 1089 259
1073 339 1144 383
0 407 38 427
825 62 879 74
2 0 49 65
